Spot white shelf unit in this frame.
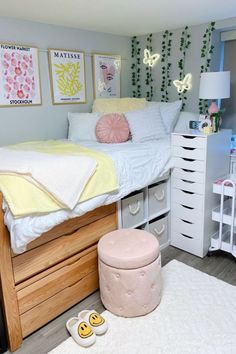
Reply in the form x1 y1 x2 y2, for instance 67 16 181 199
117 172 171 251
171 130 231 258
210 177 236 257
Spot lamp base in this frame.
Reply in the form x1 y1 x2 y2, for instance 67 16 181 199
208 100 219 115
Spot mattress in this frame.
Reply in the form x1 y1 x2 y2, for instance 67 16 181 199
3 138 171 254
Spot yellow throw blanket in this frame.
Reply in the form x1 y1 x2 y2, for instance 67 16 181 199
0 140 118 217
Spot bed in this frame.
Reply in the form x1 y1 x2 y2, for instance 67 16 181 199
0 137 171 351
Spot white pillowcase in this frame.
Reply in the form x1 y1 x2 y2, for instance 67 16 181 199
68 112 101 142
149 100 182 133
125 105 167 143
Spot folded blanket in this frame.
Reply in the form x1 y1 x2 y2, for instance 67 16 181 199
0 140 118 217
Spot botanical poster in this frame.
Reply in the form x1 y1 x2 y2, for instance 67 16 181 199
48 49 86 104
0 43 41 106
93 53 121 98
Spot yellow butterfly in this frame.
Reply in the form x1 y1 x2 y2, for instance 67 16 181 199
173 73 192 93
143 49 160 67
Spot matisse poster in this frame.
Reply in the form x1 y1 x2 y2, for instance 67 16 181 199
48 49 86 105
92 53 121 98
0 43 41 106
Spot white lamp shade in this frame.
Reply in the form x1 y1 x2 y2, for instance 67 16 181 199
199 71 230 99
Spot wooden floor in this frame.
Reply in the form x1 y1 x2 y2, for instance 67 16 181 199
6 246 236 354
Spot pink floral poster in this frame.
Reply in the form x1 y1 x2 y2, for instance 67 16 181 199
92 53 121 99
0 43 41 106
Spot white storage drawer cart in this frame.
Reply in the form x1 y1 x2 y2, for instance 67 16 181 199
117 172 170 250
210 176 236 257
171 130 231 258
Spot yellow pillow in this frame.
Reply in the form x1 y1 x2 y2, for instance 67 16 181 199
92 97 147 114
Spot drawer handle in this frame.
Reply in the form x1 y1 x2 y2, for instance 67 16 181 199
181 179 194 184
182 158 195 162
182 147 195 151
182 169 194 173
182 135 196 139
154 190 165 201
129 201 140 215
181 204 194 210
181 219 193 224
154 224 166 236
181 190 194 195
180 233 193 239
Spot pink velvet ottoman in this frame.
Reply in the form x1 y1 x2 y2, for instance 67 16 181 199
97 228 162 317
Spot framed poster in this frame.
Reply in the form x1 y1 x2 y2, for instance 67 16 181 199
48 48 86 105
92 53 121 98
0 43 41 107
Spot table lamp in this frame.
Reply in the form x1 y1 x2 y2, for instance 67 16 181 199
199 71 230 114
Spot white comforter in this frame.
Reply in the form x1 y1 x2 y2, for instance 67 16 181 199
3 138 171 254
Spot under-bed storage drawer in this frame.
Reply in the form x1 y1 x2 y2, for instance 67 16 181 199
121 192 144 228
172 134 206 149
148 181 168 218
18 251 98 337
13 212 117 284
17 247 98 315
149 215 168 246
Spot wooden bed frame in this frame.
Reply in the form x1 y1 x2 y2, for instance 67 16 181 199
0 193 117 352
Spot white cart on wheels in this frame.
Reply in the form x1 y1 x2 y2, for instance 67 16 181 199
210 175 236 258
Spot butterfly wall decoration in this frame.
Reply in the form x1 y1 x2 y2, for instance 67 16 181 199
173 73 192 93
143 49 160 67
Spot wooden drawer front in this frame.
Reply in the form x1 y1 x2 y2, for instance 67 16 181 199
172 203 203 224
17 248 97 314
13 212 117 284
122 192 144 228
20 270 98 337
148 181 168 218
171 230 202 257
172 168 204 183
173 157 205 172
172 146 205 160
149 216 168 246
172 188 204 210
172 134 206 149
172 178 204 195
172 217 203 240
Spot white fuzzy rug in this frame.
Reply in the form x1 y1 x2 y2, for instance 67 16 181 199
48 260 236 354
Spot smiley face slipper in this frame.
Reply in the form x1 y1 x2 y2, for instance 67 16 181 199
78 310 108 335
66 317 96 347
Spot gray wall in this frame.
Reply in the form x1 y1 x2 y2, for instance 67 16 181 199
0 17 131 145
138 17 236 116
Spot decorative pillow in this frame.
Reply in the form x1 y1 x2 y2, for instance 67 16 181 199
92 98 147 114
68 112 101 142
125 105 167 143
148 100 182 133
95 113 130 143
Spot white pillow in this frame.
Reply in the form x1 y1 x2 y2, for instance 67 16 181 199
174 111 200 133
125 105 167 143
149 100 182 133
68 112 101 142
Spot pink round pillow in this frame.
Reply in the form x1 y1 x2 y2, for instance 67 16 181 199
95 113 130 143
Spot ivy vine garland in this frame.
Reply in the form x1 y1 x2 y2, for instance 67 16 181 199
145 33 154 101
198 21 215 114
177 26 191 110
131 36 141 98
160 30 173 102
